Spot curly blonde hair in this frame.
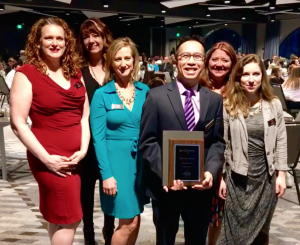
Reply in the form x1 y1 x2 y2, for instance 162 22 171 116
25 17 79 80
77 18 113 69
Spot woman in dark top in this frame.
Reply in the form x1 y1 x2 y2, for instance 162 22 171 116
269 67 284 85
77 18 114 245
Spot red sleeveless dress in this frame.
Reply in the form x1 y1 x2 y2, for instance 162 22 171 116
18 64 85 224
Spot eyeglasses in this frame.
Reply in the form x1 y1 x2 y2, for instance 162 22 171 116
178 53 205 61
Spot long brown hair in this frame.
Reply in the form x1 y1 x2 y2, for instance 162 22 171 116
270 67 280 78
77 18 113 68
25 17 79 80
104 37 140 84
225 54 276 117
283 66 300 90
204 42 237 90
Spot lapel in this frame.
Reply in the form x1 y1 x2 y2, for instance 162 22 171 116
237 112 248 142
167 81 187 130
197 86 210 127
262 100 271 141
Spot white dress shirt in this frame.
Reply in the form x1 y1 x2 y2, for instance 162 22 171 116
5 69 15 89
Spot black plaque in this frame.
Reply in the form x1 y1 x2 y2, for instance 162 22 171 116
174 144 200 181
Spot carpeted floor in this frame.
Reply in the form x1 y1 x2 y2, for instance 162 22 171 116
1 125 300 245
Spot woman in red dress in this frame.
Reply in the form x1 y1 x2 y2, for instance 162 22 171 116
10 17 90 244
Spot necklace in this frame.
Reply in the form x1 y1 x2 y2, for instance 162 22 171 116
248 99 262 117
116 84 136 106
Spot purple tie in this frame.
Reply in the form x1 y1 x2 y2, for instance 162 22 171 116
184 90 195 131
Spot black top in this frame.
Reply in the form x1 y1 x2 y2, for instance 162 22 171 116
81 66 101 174
81 66 101 104
270 77 284 85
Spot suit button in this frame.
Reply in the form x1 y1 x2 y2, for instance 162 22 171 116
267 151 270 155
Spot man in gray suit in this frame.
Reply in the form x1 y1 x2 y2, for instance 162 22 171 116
139 35 225 245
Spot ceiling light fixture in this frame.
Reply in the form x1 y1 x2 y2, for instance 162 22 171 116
271 15 275 22
225 23 228 25
103 0 109 8
0 4 4 10
225 0 230 3
206 4 211 17
128 23 130 26
66 11 70 16
161 4 167 13
242 17 246 20
189 26 192 29
119 16 122 19
269 0 275 10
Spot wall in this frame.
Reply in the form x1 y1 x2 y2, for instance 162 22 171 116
164 27 191 56
280 20 300 44
256 23 266 58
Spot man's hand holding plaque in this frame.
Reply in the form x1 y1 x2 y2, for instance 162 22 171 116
163 179 188 192
192 172 213 190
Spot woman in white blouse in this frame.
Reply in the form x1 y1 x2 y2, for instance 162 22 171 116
283 66 300 109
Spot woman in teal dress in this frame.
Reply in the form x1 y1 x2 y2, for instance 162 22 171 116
90 37 149 245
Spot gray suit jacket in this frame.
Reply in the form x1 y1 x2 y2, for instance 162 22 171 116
224 98 288 176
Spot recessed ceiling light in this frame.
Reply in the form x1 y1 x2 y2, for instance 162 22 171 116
196 22 199 24
270 6 275 10
242 17 246 20
271 19 274 22
206 14 211 17
161 19 164 21
225 0 230 3
128 23 130 25
161 10 166 13
189 26 192 29
119 16 122 19
225 23 228 25
161 26 163 27
103 4 109 8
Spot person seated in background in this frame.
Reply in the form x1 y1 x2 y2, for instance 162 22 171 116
159 56 174 78
272 56 281 67
289 64 296 75
290 54 298 63
148 58 159 72
5 60 23 89
269 67 284 85
283 66 300 109
4 57 15 75
147 77 165 89
0 61 6 79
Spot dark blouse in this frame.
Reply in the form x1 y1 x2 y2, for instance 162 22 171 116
81 66 101 104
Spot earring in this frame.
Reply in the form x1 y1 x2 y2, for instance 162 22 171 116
37 45 40 49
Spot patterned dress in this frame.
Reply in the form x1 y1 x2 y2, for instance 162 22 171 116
219 108 277 245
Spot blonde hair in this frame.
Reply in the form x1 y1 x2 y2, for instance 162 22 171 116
104 37 139 84
284 66 300 90
224 54 276 117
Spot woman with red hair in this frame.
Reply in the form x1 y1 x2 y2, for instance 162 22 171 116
203 42 237 245
10 17 90 244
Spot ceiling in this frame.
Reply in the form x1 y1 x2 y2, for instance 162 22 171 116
1 0 300 29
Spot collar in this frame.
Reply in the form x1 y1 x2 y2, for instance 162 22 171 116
102 80 143 93
176 79 199 95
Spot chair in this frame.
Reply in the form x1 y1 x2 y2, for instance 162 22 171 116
286 122 300 205
272 84 299 117
0 76 9 108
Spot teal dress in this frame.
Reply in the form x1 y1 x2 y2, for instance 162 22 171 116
90 80 150 219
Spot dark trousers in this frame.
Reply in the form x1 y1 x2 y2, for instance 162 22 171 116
81 153 115 244
152 189 212 245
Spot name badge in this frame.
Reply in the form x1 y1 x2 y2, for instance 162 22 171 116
74 82 82 89
112 104 124 110
268 118 276 127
